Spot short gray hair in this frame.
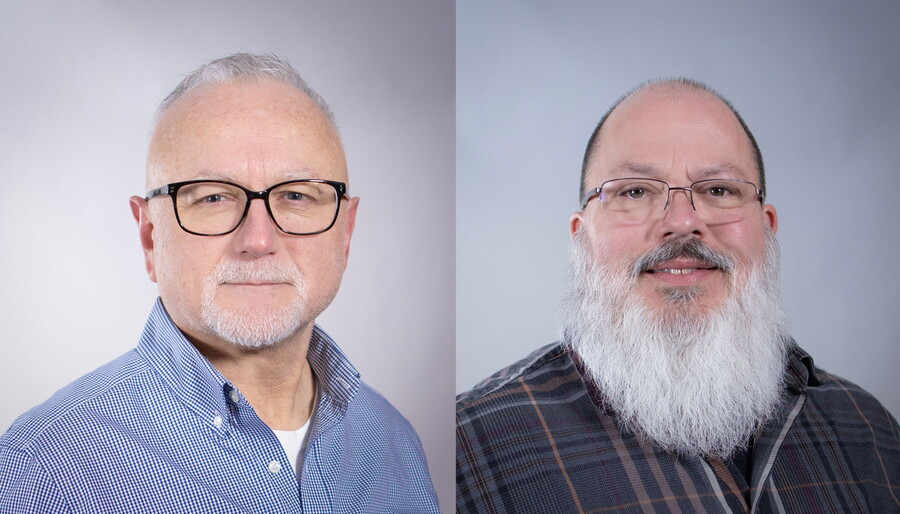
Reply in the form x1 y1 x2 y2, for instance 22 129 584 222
157 52 335 127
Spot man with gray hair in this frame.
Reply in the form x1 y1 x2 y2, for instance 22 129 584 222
0 53 439 512
456 79 900 512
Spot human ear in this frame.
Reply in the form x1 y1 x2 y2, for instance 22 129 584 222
129 196 158 282
341 196 360 263
763 204 778 234
569 211 584 239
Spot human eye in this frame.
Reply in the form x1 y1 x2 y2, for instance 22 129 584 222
696 181 740 199
281 190 311 203
706 186 733 197
610 180 661 201
199 193 226 203
274 183 327 211
624 187 647 199
181 183 241 207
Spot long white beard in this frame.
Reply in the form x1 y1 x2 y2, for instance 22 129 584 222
561 231 790 459
198 260 308 348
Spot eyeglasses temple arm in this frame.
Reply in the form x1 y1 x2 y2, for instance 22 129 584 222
581 188 601 210
145 185 171 200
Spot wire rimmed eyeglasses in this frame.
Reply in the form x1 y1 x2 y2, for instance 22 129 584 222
581 177 764 224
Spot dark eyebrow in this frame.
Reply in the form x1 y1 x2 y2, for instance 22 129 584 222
691 164 744 180
611 162 662 178
607 162 749 183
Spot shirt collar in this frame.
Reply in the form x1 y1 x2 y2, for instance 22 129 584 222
135 298 361 426
136 298 230 423
306 323 361 410
784 341 821 393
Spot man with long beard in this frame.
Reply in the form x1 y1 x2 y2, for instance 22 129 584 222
456 79 900 513
0 54 438 512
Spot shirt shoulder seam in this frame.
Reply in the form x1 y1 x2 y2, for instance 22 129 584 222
5 357 153 451
457 342 568 407
0 446 73 512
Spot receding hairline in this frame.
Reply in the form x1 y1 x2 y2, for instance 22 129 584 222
579 78 765 203
146 53 342 189
155 53 335 127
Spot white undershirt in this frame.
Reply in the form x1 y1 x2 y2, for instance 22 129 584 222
272 385 319 478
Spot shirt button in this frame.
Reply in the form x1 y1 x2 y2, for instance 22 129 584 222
229 390 240 404
267 460 282 474
213 415 224 428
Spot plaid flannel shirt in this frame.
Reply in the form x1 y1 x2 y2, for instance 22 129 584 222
457 342 900 513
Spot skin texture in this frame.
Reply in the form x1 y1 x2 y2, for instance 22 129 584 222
129 80 359 430
570 83 777 314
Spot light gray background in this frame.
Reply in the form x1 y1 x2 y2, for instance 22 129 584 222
0 1 454 509
457 0 900 419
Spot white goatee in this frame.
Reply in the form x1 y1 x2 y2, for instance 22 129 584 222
198 259 308 348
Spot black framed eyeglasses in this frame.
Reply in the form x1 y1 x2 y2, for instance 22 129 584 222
581 177 764 224
145 179 348 236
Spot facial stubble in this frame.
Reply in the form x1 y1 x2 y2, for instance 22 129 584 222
198 259 308 348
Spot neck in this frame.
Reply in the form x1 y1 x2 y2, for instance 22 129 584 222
189 323 318 431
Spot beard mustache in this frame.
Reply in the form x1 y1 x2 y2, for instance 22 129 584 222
197 259 308 349
560 231 790 459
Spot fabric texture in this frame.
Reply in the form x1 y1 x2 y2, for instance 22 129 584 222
1 298 439 513
272 410 313 477
456 342 900 513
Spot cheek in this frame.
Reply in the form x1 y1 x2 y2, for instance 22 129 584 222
586 223 648 265
287 235 348 292
711 221 769 265
153 231 217 303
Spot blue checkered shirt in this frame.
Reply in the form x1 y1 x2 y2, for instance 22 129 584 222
1 299 439 513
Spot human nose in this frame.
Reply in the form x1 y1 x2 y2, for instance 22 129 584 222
656 187 707 239
232 199 279 256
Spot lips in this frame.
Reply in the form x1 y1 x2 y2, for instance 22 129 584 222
648 268 712 274
223 281 290 285
646 259 719 275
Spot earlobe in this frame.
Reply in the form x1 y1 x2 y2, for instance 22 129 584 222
129 196 158 283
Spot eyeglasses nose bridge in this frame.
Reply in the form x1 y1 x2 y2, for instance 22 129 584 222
245 189 269 203
239 189 278 229
663 186 696 211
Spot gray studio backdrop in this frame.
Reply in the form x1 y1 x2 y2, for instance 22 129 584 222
0 1 454 509
457 0 900 419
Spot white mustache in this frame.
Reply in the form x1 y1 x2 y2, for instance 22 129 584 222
211 261 302 285
631 237 734 277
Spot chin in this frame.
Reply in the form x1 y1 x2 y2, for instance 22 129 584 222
646 284 728 314
201 296 307 349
